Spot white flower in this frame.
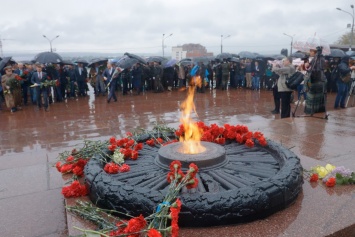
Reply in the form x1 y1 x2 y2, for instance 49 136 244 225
112 150 125 164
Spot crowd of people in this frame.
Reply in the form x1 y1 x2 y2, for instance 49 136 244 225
0 51 354 117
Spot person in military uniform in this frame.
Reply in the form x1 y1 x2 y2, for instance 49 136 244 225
221 59 230 90
152 61 164 93
2 66 22 112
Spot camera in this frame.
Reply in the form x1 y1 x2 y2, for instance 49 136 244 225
316 46 323 56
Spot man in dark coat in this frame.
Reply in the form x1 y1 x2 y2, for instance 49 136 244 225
74 63 88 96
131 63 143 94
31 63 49 111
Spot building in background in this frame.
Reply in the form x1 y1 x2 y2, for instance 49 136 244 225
172 43 213 60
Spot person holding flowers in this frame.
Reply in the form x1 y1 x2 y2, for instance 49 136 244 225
31 63 49 111
1 65 22 113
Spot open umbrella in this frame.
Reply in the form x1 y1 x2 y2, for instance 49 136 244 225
230 57 240 63
147 56 166 63
163 58 177 68
192 56 211 65
216 52 232 60
60 60 75 66
0 57 14 71
238 51 256 59
33 52 63 64
87 58 108 68
75 59 89 66
290 51 306 59
293 35 330 55
179 60 194 66
116 56 138 69
328 49 346 58
345 50 355 56
124 52 146 64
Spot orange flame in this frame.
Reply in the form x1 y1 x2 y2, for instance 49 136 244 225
179 76 206 154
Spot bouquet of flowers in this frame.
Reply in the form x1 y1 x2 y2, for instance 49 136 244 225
3 75 22 94
306 163 355 187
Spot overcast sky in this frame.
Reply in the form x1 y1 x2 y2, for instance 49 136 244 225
1 0 354 58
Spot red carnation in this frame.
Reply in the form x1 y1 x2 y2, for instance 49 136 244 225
236 134 243 144
123 214 147 235
131 150 139 160
126 132 133 137
66 155 74 162
117 138 125 147
119 164 130 173
186 177 199 189
215 137 225 145
109 136 116 144
61 180 88 198
146 138 155 146
188 163 199 178
55 161 62 172
60 164 73 173
253 131 263 139
108 144 117 151
75 158 87 168
134 143 143 151
156 138 164 144
104 162 119 174
169 160 182 172
258 137 267 146
72 166 84 177
126 139 135 148
310 173 319 182
245 139 254 148
147 228 162 237
326 177 336 187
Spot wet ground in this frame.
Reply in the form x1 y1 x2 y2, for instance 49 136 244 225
0 87 354 237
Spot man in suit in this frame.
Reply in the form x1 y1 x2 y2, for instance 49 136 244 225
75 63 88 96
103 62 120 103
31 63 49 111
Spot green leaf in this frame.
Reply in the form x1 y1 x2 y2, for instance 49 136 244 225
336 178 344 185
335 173 343 179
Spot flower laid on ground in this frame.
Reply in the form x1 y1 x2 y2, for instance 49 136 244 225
175 122 267 147
66 160 199 237
305 164 355 187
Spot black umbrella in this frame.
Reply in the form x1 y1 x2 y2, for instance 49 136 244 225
87 58 108 68
291 51 306 58
147 56 167 63
33 52 63 64
238 51 256 59
216 52 232 60
346 50 355 56
230 57 240 63
124 52 146 64
60 60 75 66
116 56 138 69
0 57 13 71
179 60 194 66
75 59 89 66
193 56 211 65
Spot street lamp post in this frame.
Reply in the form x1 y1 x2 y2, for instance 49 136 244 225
162 33 173 57
220 34 230 54
43 35 60 52
336 5 354 51
283 33 294 56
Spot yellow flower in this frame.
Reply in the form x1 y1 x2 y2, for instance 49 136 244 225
312 166 329 179
325 164 336 172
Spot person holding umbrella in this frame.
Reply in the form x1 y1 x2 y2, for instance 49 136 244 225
103 61 118 103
